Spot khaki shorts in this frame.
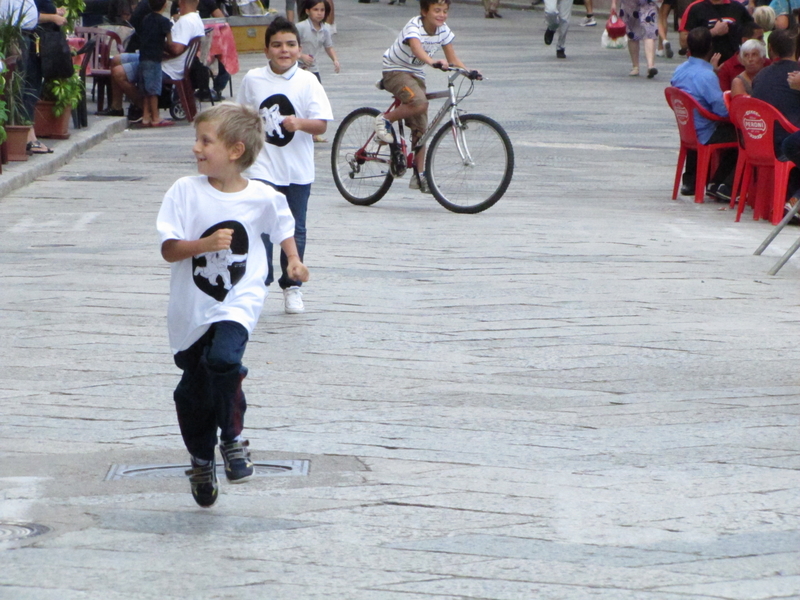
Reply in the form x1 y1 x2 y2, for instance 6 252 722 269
382 70 428 140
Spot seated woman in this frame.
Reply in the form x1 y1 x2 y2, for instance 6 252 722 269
731 39 768 97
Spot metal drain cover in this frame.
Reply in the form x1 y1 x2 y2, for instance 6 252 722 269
0 522 51 541
105 460 309 481
61 174 144 182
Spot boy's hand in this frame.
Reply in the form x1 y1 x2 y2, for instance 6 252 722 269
282 115 300 132
286 257 309 283
203 228 233 252
432 59 449 71
333 60 340 73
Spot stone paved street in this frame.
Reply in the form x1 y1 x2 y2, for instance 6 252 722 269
1 2 799 599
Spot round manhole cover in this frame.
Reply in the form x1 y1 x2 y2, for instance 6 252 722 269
0 522 51 541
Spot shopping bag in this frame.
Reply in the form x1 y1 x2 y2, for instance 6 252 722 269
605 10 628 40
601 28 628 49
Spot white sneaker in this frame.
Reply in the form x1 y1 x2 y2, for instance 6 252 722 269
580 16 597 26
283 287 304 314
656 49 665 57
409 173 432 194
374 114 395 144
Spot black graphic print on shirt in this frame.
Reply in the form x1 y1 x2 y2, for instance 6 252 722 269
192 220 249 302
259 94 296 147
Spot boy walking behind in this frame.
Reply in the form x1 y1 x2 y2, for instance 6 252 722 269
157 103 309 508
138 0 173 127
236 17 332 315
375 0 477 193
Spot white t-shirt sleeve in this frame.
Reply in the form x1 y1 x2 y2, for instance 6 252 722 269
304 75 333 121
157 180 187 243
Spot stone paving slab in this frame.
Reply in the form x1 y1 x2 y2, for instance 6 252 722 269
1 1 799 599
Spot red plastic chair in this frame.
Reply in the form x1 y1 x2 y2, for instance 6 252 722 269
729 96 798 224
664 86 738 203
727 93 752 211
73 26 124 113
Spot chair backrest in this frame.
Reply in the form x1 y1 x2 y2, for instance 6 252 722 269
664 86 728 149
76 37 97 80
181 36 204 81
723 90 731 112
729 95 800 166
73 26 122 72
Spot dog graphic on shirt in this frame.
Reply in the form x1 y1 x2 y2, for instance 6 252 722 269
194 249 248 290
260 104 285 140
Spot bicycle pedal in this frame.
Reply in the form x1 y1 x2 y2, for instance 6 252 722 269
389 143 407 178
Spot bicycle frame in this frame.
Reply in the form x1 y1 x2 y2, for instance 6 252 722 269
359 69 474 170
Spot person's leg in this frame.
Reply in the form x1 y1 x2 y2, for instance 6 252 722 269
204 321 249 444
644 37 657 70
277 183 311 289
544 0 559 34
556 0 573 51
642 3 658 73
628 39 641 71
173 329 218 462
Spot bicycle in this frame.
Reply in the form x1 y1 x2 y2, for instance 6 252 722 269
331 67 514 214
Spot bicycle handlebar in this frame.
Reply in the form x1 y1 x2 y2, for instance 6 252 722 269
432 62 483 81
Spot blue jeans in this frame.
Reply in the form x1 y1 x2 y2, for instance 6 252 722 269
256 181 310 289
173 321 249 461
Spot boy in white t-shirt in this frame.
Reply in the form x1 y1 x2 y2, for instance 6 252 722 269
157 103 309 508
376 0 478 193
236 16 333 315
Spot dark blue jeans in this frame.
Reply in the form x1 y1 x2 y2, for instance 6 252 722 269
173 321 248 461
781 131 800 199
256 180 310 289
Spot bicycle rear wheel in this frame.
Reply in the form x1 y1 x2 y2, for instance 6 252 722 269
331 107 394 206
426 114 514 214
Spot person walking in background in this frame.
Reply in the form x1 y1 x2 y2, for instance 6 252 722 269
296 0 340 142
483 0 501 18
612 0 659 77
543 0 572 59
580 0 596 26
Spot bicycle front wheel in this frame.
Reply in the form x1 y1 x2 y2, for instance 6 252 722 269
426 114 514 214
331 107 394 206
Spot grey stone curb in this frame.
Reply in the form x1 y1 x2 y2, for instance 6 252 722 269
0 117 128 199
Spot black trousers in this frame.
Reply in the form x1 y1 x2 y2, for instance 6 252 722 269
682 123 738 188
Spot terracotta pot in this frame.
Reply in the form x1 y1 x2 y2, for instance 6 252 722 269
5 125 31 162
34 100 71 140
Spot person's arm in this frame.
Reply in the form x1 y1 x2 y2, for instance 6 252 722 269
730 75 746 97
441 43 467 70
279 237 309 282
704 76 729 118
407 37 448 69
281 116 327 135
325 46 340 72
161 229 233 263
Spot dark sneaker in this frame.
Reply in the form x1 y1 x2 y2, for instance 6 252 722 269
705 182 719 199
663 40 674 59
556 48 566 59
714 183 732 202
219 439 255 483
680 183 694 196
186 457 218 507
544 28 555 45
96 107 124 117
647 67 658 79
127 104 143 123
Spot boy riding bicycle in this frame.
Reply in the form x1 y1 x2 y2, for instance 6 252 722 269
375 0 480 193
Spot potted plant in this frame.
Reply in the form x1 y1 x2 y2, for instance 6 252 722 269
0 12 31 161
35 67 83 139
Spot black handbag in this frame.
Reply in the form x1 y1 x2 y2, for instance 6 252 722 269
38 26 74 80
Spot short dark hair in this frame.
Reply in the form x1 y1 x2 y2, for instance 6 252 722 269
148 0 166 12
301 0 330 21
265 16 300 47
687 26 712 58
769 28 796 58
740 21 763 40
420 0 450 11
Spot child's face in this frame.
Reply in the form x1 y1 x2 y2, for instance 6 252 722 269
193 121 241 180
421 2 448 29
306 2 326 24
265 31 301 74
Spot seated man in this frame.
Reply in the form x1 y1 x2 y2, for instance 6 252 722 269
99 0 205 120
717 22 769 92
753 29 800 214
671 26 738 201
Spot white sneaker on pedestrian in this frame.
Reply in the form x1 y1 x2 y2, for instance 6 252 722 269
656 49 665 57
374 114 394 144
580 15 597 26
409 172 432 194
283 287 304 314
